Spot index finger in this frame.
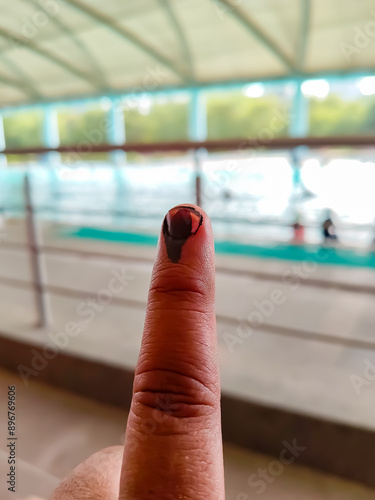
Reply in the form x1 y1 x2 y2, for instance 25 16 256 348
120 204 224 499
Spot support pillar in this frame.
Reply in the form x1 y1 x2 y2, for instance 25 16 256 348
107 98 126 220
42 104 60 167
108 98 126 165
0 114 7 167
189 90 207 207
289 81 309 191
189 89 207 142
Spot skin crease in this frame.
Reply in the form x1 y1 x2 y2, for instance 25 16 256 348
35 205 225 500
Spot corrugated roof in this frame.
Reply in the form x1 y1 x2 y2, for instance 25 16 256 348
0 0 374 107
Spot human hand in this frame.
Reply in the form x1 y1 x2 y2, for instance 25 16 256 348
49 205 225 499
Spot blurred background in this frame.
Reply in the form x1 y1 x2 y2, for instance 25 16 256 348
0 0 375 498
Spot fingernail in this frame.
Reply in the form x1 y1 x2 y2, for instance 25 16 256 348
163 206 203 263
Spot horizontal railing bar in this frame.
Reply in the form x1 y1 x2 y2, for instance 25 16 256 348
0 273 373 351
42 245 154 264
42 246 375 295
0 275 33 290
0 207 374 231
1 241 375 295
216 314 375 352
215 266 375 295
0 241 27 251
3 136 375 155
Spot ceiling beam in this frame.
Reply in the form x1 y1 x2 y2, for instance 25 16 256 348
213 0 294 71
2 68 375 113
65 0 190 82
297 0 311 71
27 0 109 88
0 27 106 91
157 0 195 80
0 54 42 99
0 71 40 98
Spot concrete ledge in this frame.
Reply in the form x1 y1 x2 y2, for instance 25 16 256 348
1 333 374 488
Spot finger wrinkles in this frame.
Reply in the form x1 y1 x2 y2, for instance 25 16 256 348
132 368 219 423
150 261 213 300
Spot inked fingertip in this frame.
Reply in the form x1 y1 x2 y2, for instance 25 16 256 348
162 205 203 263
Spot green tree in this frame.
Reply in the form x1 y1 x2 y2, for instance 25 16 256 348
309 94 372 136
4 111 43 148
58 108 107 145
207 92 291 140
124 101 189 143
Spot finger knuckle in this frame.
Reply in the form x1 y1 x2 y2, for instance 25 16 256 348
132 368 218 423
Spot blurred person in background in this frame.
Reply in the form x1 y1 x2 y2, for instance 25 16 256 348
322 210 338 243
291 212 305 244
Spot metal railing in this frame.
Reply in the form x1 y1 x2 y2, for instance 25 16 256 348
3 135 375 155
0 136 375 349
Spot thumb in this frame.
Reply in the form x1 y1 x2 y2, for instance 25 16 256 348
120 204 224 499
